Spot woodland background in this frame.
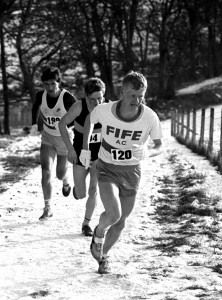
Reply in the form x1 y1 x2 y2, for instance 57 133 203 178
1 0 222 134
1 2 222 298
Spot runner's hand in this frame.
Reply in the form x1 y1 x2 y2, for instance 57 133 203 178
29 124 39 136
54 121 59 132
68 147 77 164
149 148 164 157
132 145 145 160
80 150 91 169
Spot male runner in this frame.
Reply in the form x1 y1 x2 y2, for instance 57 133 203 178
81 71 163 273
59 78 109 236
30 67 77 220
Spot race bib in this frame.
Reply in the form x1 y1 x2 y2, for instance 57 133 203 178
90 132 101 144
45 116 61 125
111 149 133 161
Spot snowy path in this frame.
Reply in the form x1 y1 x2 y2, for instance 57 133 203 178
1 120 222 300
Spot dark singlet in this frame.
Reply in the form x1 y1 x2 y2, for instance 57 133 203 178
73 98 109 164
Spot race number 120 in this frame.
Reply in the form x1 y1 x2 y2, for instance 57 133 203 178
111 149 132 161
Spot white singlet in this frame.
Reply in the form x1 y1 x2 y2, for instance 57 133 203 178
40 89 67 136
90 101 163 166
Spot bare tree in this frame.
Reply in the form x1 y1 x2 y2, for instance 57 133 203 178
0 0 17 134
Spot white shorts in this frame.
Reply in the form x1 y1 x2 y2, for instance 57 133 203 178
41 130 68 156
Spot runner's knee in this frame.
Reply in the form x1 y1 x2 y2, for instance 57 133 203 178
113 219 126 232
56 168 67 180
42 169 51 182
74 187 86 199
108 211 121 225
57 173 65 180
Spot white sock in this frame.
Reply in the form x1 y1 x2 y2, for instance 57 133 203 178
44 199 51 208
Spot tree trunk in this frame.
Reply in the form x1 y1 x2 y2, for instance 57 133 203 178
0 25 10 134
207 23 219 77
15 0 36 104
158 38 167 99
16 33 36 103
101 68 116 101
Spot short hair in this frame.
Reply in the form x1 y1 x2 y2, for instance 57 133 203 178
84 77 106 96
41 67 61 83
122 71 147 90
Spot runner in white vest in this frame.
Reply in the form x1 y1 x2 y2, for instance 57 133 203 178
30 67 77 220
81 71 164 274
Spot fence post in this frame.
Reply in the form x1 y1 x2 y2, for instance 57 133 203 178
199 108 205 148
171 110 175 136
192 108 196 144
207 108 214 156
0 119 2 134
181 110 184 137
219 109 222 174
185 110 190 141
173 109 177 135
176 109 180 135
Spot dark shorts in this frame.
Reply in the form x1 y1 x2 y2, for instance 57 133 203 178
74 142 100 167
96 159 141 197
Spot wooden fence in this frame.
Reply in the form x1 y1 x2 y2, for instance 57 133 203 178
171 107 222 174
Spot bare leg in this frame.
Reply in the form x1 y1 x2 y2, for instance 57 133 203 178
103 194 136 255
84 160 98 221
73 163 88 199
73 161 98 235
40 144 56 207
56 154 70 185
95 181 122 238
91 180 136 264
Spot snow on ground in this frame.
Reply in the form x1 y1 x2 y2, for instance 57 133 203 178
0 119 222 300
176 76 222 95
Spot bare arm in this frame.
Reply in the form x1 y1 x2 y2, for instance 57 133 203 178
59 101 82 163
59 101 81 149
149 139 164 157
82 114 94 151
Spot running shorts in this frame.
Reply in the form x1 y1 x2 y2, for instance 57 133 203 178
96 159 141 197
74 141 100 166
41 130 69 156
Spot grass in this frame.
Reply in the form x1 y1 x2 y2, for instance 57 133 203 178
153 150 222 257
155 76 222 120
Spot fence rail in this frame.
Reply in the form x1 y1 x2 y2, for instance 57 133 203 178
171 107 222 174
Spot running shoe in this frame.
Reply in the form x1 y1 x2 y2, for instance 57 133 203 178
90 226 104 261
98 257 111 274
82 224 93 237
62 184 71 197
39 207 53 221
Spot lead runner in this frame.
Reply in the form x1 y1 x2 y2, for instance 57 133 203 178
80 71 163 274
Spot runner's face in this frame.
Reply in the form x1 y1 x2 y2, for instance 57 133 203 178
44 79 60 97
86 91 104 112
122 84 146 112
